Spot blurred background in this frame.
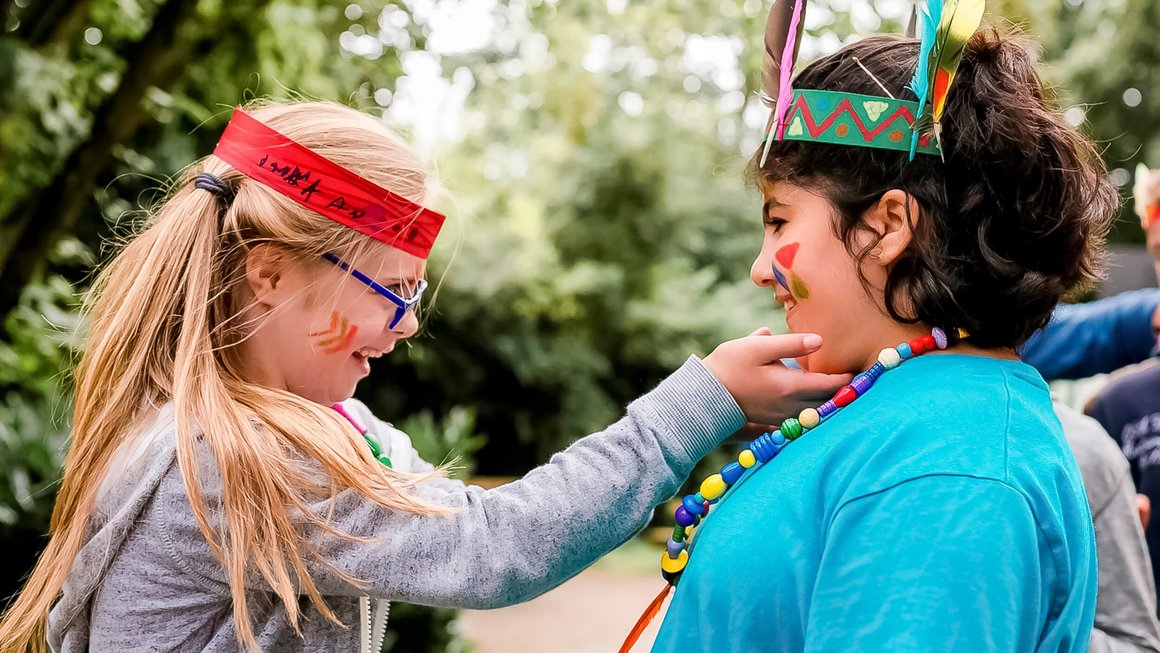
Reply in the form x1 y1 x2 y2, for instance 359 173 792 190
1 0 1158 650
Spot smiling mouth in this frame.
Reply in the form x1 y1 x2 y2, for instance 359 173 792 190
352 346 390 363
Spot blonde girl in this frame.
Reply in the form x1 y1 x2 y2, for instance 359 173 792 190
0 101 848 652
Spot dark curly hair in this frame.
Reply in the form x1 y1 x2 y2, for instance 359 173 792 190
753 28 1119 349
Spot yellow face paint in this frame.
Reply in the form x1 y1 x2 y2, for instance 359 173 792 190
789 273 810 300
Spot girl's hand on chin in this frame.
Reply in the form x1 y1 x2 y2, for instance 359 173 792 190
704 328 852 426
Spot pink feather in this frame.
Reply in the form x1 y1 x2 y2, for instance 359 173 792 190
774 0 806 140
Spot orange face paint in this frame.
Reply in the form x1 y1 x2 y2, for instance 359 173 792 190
310 311 360 354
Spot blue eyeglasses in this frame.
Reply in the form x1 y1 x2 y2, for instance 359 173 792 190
323 253 427 329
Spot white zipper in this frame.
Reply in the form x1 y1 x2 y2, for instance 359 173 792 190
359 595 390 653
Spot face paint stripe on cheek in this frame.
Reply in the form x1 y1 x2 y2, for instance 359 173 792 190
790 272 810 299
309 311 360 354
772 265 791 292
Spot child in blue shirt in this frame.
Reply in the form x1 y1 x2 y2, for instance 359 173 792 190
646 24 1117 653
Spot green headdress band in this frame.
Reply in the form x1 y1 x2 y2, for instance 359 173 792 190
765 89 940 156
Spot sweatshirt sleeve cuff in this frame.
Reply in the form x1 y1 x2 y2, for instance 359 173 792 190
630 355 746 464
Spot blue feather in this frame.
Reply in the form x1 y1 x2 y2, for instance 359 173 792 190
907 0 942 159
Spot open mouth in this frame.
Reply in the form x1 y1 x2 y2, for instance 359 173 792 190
353 347 385 361
351 346 390 374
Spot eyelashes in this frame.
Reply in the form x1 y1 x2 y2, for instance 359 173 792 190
764 217 787 231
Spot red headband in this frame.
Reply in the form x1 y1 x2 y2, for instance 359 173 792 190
211 108 445 259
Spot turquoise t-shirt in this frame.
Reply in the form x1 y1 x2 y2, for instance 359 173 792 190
653 354 1096 652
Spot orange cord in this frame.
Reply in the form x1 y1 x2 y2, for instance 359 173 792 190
618 582 674 653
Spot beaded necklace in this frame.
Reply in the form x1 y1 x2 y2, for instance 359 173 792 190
619 326 962 652
332 402 394 468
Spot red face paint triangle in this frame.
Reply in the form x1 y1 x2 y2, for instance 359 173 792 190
775 242 799 269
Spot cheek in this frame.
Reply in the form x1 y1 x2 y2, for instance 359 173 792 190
771 240 815 301
308 310 362 354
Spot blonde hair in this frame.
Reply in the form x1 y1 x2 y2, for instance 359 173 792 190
0 101 446 652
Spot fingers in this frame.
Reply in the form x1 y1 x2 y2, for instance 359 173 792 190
741 332 823 363
732 422 776 441
787 369 854 396
747 326 774 337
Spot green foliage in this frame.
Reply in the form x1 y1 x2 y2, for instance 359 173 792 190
0 392 71 529
397 406 487 478
0 237 84 529
382 602 471 653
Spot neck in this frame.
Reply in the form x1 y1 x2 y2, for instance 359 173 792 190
854 323 1017 371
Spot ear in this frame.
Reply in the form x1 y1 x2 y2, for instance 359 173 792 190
861 189 920 266
244 244 292 308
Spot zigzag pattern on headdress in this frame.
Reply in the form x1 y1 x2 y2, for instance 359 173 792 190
770 90 940 155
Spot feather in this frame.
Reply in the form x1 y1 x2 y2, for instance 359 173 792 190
928 0 985 125
906 0 942 159
618 583 674 653
773 0 806 139
759 0 808 166
907 0 985 158
906 4 918 38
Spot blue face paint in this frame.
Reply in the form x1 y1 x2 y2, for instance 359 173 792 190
772 264 791 292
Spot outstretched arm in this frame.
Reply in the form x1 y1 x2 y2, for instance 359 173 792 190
1021 289 1160 381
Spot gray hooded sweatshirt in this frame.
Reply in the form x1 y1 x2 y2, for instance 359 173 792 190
47 357 743 652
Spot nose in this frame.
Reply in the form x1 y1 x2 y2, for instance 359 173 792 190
751 250 776 288
392 307 420 340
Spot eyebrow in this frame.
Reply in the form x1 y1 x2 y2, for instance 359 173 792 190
762 198 788 217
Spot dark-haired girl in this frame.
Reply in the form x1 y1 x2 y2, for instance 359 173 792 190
650 27 1117 653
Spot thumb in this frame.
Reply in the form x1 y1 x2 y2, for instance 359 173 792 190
744 332 823 363
747 326 774 337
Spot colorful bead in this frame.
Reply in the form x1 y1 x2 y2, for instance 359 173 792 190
850 373 874 395
771 431 787 446
932 327 948 349
661 549 689 574
721 462 745 484
781 418 803 440
922 335 936 351
739 449 756 468
672 524 687 541
909 337 925 355
666 537 684 558
675 506 696 527
817 400 837 417
700 474 727 500
896 343 912 359
682 495 704 516
799 408 820 429
878 347 901 369
833 385 857 407
751 434 780 463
